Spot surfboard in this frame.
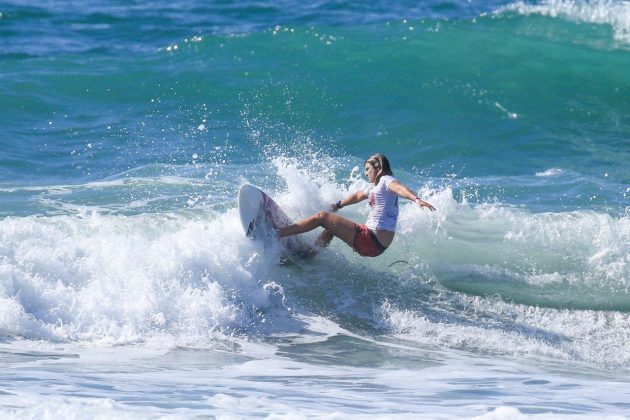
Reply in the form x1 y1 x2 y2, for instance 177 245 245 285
238 184 315 258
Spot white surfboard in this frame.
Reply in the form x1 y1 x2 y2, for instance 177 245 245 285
238 184 315 258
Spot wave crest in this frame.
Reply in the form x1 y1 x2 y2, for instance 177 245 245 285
499 0 630 44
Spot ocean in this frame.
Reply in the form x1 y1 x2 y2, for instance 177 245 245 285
1 0 629 417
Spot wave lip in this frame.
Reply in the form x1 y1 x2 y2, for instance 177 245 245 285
499 0 630 43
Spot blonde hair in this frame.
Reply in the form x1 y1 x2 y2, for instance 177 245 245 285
365 154 393 184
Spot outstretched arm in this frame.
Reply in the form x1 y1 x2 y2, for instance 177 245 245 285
330 190 368 212
388 180 436 211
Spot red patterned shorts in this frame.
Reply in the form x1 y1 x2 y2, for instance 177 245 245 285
353 224 387 257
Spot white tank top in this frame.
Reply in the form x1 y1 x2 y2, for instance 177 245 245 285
364 175 398 232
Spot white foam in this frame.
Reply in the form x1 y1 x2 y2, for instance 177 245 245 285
500 0 630 44
472 406 624 419
380 289 630 367
271 159 628 351
270 159 629 294
0 395 151 420
399 187 628 292
1 157 628 370
536 168 564 177
0 208 291 346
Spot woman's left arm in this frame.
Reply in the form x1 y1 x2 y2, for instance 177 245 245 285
388 180 436 211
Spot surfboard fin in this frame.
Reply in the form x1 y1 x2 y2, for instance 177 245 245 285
246 220 255 239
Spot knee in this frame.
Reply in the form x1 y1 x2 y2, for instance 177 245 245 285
314 211 330 225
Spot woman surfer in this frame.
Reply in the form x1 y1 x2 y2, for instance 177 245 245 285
278 154 436 257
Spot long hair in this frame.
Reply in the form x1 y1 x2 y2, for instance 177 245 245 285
365 154 393 184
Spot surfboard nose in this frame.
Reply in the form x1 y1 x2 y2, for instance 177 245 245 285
238 184 264 235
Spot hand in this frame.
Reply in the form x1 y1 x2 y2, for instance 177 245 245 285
415 197 436 211
330 200 343 212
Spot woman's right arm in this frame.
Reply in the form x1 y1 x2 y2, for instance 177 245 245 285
331 190 368 212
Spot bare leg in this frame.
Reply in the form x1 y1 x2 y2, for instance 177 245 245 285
315 229 334 248
278 211 356 249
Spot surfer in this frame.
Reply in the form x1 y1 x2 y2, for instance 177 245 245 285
278 154 436 257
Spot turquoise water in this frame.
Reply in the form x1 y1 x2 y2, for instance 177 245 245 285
1 0 629 417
